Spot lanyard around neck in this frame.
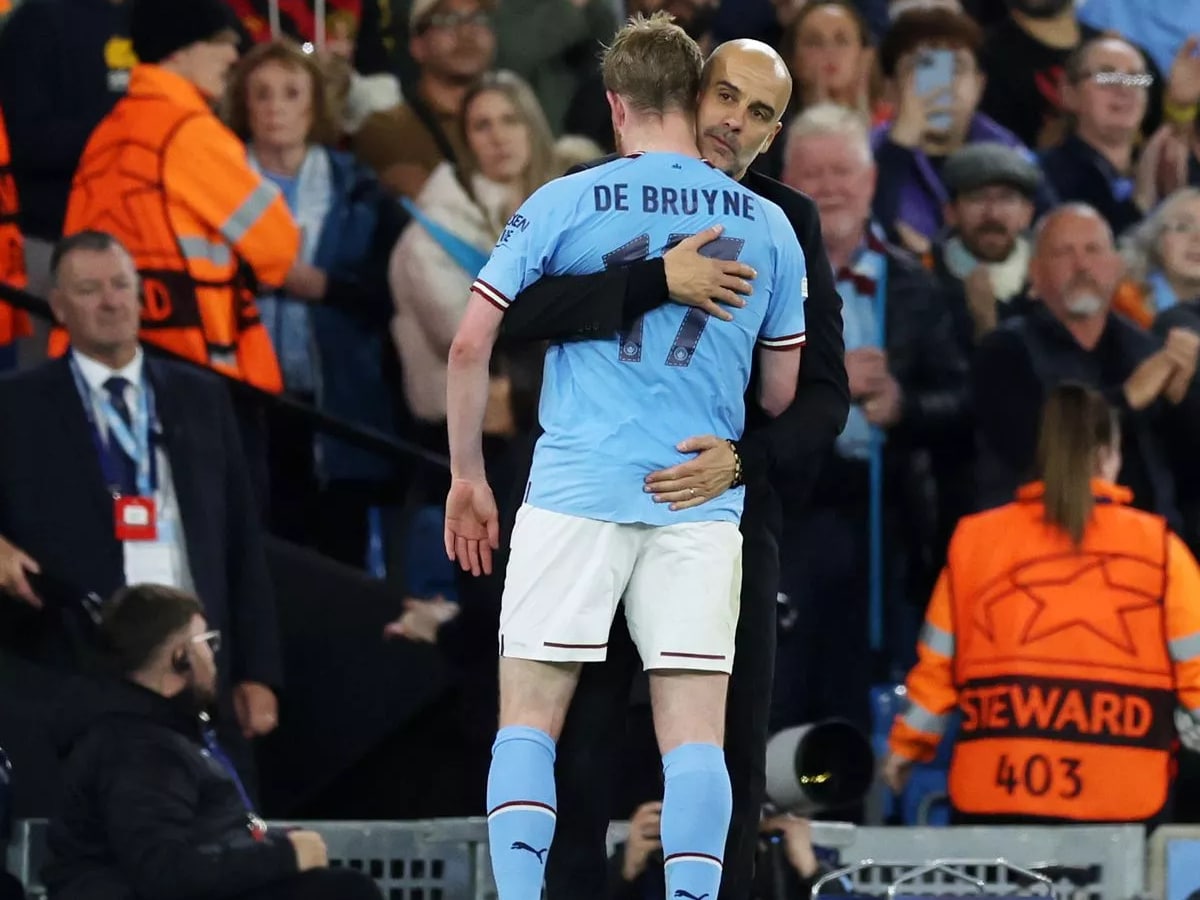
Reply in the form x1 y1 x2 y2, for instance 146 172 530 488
68 356 157 497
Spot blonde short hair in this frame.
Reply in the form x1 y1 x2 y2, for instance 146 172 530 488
601 12 703 115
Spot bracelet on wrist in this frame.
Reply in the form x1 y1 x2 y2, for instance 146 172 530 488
727 440 744 488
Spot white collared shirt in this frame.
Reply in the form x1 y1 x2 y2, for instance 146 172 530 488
71 349 195 593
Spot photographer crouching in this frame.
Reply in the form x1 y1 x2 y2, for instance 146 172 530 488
41 584 382 900
611 803 848 899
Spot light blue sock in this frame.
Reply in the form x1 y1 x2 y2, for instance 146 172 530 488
661 742 732 900
486 726 557 900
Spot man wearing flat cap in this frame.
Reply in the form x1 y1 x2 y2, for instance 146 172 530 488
929 141 1047 351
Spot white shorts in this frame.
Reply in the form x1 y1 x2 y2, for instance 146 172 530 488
499 504 742 673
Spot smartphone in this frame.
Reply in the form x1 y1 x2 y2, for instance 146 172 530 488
914 48 956 132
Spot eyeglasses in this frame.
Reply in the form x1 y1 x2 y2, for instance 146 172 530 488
190 630 221 653
417 11 491 33
1077 69 1154 90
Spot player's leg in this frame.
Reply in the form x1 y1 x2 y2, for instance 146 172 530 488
544 610 640 900
488 505 636 900
626 521 742 900
489 656 580 900
719 522 780 900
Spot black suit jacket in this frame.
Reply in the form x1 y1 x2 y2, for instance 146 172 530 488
0 355 282 690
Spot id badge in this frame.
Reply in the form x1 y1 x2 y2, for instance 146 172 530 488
123 541 175 586
114 496 157 542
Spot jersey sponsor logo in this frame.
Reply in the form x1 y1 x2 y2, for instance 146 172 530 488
592 182 757 221
956 675 1175 748
498 212 532 246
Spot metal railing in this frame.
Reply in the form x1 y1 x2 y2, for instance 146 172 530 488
4 819 1151 900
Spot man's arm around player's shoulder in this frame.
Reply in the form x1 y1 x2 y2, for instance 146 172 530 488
501 227 755 344
738 171 850 481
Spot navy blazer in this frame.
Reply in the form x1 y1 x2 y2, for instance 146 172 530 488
0 354 282 690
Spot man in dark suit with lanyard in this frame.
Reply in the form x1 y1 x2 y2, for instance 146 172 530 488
494 39 849 900
0 230 281 813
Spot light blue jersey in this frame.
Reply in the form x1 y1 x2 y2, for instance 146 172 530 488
472 152 807 526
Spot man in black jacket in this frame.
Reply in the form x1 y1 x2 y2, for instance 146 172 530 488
973 204 1200 522
42 584 381 900
0 231 281 814
498 40 850 900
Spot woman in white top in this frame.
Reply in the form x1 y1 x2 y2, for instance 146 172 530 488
388 70 559 439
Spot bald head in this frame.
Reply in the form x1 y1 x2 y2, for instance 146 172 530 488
704 40 792 93
1033 203 1115 256
695 40 793 179
1030 204 1123 322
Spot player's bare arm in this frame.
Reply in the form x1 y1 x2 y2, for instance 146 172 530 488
445 294 504 577
757 344 803 417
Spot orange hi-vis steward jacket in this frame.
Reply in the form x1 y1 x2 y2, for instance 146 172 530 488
0 104 30 348
889 479 1200 822
59 64 300 391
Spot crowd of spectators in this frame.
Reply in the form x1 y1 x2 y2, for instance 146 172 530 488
2 0 1200 881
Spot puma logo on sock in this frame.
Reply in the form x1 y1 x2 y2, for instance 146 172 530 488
510 841 548 863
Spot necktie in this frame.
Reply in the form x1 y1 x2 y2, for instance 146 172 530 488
102 376 139 496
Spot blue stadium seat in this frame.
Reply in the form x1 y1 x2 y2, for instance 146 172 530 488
870 683 906 821
870 683 957 825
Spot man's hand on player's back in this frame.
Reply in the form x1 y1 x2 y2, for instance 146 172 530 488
644 436 739 511
445 478 501 576
664 225 756 321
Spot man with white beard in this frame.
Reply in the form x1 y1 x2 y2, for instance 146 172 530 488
971 203 1200 521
